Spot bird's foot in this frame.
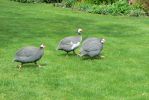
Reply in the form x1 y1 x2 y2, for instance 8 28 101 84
37 64 42 68
17 65 22 71
73 51 76 55
34 62 42 68
100 56 105 59
77 53 82 57
65 52 69 57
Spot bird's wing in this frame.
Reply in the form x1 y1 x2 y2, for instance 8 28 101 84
83 41 102 52
57 36 81 50
82 37 100 45
16 47 37 57
60 36 80 44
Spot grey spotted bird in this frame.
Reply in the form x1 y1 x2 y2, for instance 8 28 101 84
57 28 83 54
80 38 105 57
14 44 45 69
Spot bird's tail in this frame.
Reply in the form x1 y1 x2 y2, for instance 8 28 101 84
56 41 62 50
56 45 60 50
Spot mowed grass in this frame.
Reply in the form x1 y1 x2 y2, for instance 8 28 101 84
0 0 149 100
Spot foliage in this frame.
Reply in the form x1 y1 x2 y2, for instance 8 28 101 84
76 3 92 11
75 0 146 16
62 0 77 8
129 9 146 16
136 0 149 11
10 0 148 16
105 0 131 15
11 0 62 3
87 5 111 15
11 0 42 3
84 0 119 5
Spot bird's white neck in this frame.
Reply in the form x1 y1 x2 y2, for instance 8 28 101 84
79 35 82 42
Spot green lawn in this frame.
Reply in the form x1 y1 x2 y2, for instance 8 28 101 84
0 0 149 100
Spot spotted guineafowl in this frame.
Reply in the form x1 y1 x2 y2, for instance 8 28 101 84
80 38 105 58
14 44 45 69
57 28 83 54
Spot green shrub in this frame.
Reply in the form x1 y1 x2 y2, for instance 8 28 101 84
11 0 44 3
11 0 40 3
77 0 131 15
62 0 76 8
11 0 62 3
84 0 119 5
11 0 147 16
110 0 131 15
136 0 149 11
76 3 92 11
75 0 146 16
88 5 111 15
129 9 145 16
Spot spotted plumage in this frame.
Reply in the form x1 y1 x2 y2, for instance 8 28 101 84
14 44 45 69
80 38 105 57
57 28 83 54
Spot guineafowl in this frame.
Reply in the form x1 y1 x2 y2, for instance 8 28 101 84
57 28 83 54
14 44 45 69
80 38 105 58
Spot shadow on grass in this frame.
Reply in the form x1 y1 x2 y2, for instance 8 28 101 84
81 56 103 61
57 52 77 57
16 63 48 68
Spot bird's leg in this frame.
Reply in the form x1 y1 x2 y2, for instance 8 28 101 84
99 53 105 59
77 53 81 57
73 50 76 55
65 51 69 57
18 63 23 70
34 62 37 65
95 55 100 59
34 62 41 68
100 55 105 59
77 51 82 57
67 51 69 54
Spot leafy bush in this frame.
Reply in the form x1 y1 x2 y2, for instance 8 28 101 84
84 0 119 5
75 0 146 16
87 5 111 15
76 3 92 11
62 0 76 8
110 0 131 15
136 0 149 11
11 0 43 3
11 0 62 3
11 0 147 16
129 9 145 16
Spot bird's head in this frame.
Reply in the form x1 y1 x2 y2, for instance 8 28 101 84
100 38 106 44
40 44 46 49
77 28 83 35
